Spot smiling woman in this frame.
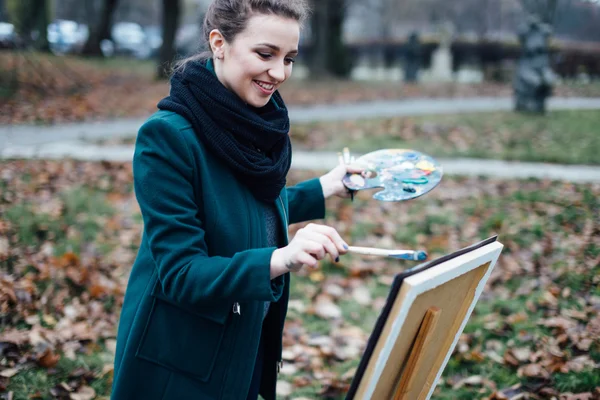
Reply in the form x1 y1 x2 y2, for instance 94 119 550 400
210 14 300 107
110 1 365 400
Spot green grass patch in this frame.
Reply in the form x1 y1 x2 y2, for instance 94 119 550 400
6 350 113 400
3 186 114 254
554 369 600 392
292 110 600 165
3 162 599 400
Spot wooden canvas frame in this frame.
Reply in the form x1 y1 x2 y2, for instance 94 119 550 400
346 236 503 400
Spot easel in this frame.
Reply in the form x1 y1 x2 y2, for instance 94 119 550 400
345 237 503 400
392 263 488 400
393 307 441 400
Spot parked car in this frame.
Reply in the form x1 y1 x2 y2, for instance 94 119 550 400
143 25 163 59
111 22 149 59
0 22 18 49
47 19 88 54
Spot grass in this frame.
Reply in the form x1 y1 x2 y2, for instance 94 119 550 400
6 349 114 400
277 173 600 399
1 162 599 399
291 110 600 165
3 186 114 256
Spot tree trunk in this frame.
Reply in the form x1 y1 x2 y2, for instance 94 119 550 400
326 0 351 77
310 0 329 78
156 0 181 80
309 0 351 79
82 0 119 56
33 0 50 51
83 0 96 28
0 0 6 21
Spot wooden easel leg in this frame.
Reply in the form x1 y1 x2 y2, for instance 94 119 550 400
417 264 489 400
393 306 442 400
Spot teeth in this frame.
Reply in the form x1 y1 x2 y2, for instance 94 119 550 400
256 81 274 90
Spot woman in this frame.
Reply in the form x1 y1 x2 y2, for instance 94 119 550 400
111 0 360 399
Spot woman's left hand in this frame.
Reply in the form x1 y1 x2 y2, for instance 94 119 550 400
319 163 364 199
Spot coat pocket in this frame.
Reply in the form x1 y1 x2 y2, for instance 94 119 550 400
135 295 228 383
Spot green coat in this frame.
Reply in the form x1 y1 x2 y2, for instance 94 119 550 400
112 110 325 399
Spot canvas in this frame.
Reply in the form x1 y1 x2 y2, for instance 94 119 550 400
346 236 504 400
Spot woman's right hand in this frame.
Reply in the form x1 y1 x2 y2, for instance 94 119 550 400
270 223 348 279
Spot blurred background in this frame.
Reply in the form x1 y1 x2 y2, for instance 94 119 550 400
1 1 600 400
1 0 600 124
1 0 600 78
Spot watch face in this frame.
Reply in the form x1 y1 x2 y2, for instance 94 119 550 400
342 149 443 202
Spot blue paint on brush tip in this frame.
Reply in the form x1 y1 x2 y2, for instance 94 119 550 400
416 251 428 261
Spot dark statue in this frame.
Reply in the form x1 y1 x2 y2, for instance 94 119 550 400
513 16 555 113
404 32 421 83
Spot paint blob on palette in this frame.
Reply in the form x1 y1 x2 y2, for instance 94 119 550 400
342 149 443 201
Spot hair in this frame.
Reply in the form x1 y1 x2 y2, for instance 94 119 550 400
173 0 310 74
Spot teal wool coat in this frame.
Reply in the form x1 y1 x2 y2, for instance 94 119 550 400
112 110 325 399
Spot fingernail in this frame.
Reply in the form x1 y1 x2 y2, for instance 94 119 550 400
335 257 339 262
343 243 348 250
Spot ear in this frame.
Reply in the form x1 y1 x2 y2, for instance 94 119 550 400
209 29 226 59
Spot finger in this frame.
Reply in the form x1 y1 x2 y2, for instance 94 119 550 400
297 252 318 269
301 238 327 261
304 224 348 254
346 165 365 174
299 230 340 261
313 232 340 262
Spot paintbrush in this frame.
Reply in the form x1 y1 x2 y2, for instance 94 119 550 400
347 246 428 261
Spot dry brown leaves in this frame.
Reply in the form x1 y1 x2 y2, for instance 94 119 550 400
0 162 599 398
2 52 600 125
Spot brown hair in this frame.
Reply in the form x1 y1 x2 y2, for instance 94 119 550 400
174 0 310 73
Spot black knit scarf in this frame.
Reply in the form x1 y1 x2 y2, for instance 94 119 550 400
157 59 291 203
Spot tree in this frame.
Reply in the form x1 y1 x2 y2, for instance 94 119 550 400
309 0 352 78
6 0 50 50
519 0 560 24
156 0 181 80
81 0 119 56
0 0 6 21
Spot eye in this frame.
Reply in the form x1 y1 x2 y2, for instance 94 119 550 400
285 57 296 65
257 52 272 59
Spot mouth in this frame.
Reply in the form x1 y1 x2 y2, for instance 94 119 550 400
253 80 276 95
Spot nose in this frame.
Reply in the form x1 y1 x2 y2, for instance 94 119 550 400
268 62 286 82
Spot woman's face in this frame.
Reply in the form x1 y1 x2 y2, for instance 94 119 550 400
211 14 300 108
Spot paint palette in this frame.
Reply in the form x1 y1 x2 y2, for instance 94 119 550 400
342 149 443 202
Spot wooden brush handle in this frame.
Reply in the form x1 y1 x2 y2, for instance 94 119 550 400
348 246 397 257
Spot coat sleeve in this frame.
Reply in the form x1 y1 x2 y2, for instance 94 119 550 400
286 178 326 224
133 116 283 306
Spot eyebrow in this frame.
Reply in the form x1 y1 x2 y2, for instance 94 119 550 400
257 43 298 55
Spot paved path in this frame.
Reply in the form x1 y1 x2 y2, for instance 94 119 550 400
2 143 599 183
2 96 600 182
2 97 600 148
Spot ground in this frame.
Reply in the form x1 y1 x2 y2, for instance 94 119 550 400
0 161 598 400
0 52 599 400
291 110 600 165
2 51 600 125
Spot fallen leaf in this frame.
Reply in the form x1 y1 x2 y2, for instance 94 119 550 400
452 375 483 389
70 385 96 400
312 295 342 319
276 380 293 396
351 286 372 306
517 363 550 379
0 368 20 378
37 348 61 368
